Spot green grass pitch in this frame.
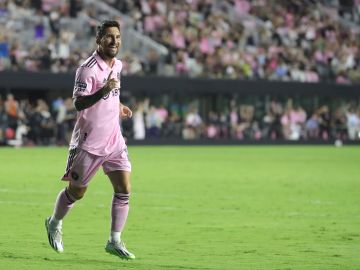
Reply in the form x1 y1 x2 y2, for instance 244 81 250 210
0 146 359 270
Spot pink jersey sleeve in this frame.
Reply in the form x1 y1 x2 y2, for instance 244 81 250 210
73 67 96 98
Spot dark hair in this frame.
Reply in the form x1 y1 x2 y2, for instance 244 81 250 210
96 20 120 40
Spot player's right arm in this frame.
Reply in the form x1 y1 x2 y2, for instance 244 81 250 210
73 70 117 111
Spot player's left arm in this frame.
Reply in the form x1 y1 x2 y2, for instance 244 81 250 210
120 102 132 119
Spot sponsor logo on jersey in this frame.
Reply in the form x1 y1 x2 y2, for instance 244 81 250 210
102 93 110 100
74 81 87 92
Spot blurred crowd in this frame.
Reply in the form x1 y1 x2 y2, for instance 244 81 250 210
1 93 359 146
0 0 359 84
116 0 360 83
0 0 148 74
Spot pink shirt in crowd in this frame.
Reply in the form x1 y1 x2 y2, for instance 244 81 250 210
70 50 125 156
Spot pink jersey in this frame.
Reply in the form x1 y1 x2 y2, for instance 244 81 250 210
69 50 125 156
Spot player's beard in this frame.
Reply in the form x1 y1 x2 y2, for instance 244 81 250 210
104 46 119 58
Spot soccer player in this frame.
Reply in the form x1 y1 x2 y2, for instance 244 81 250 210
45 20 135 260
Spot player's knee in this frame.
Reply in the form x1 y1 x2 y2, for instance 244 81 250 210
73 191 86 200
112 180 131 194
68 185 87 200
124 183 131 194
117 183 131 194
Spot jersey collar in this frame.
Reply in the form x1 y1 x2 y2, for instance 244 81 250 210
93 50 117 71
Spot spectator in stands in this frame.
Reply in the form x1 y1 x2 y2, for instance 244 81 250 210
132 101 146 140
305 113 320 139
0 31 10 70
183 106 202 139
37 98 55 145
205 111 221 139
53 97 67 145
317 105 332 140
4 93 18 131
145 105 161 137
346 105 360 140
0 96 6 144
332 105 348 140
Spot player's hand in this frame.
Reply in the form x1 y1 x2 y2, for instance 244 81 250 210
120 104 133 119
103 71 118 96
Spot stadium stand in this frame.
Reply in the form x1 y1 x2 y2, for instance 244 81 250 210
0 0 359 83
0 0 359 146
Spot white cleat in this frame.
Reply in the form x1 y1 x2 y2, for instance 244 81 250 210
45 217 64 253
105 240 135 260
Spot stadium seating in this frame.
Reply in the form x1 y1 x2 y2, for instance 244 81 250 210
0 0 359 146
0 0 359 83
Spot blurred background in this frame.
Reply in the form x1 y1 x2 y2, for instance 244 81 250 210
0 0 359 146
